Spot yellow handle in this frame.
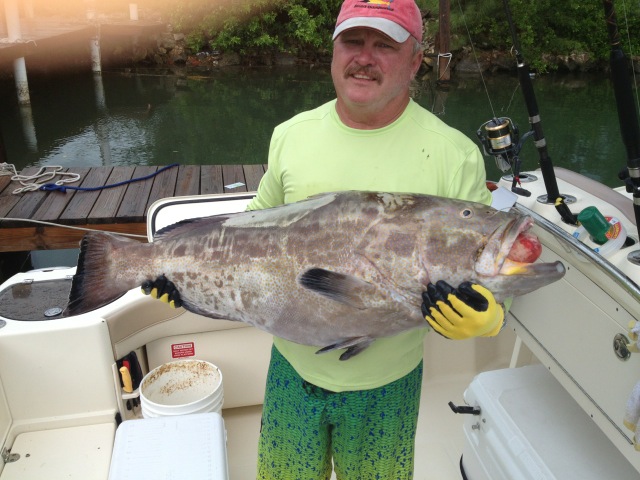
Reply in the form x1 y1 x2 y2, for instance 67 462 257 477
119 366 133 393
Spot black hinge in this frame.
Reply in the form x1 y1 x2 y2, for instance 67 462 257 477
448 401 481 415
1 447 19 464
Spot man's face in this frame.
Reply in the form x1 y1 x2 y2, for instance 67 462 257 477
331 27 422 123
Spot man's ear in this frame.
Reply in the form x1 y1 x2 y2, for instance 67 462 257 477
412 51 423 77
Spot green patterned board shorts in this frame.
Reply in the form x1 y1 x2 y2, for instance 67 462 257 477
257 345 423 480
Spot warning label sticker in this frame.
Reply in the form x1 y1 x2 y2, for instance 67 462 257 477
171 342 195 358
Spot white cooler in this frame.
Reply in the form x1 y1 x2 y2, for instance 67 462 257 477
460 365 639 480
108 412 228 480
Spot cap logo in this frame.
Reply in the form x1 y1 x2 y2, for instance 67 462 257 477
353 0 394 12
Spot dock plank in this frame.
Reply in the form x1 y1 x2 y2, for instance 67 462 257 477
146 165 179 208
222 165 248 193
0 175 12 196
89 167 135 222
174 165 201 197
243 164 266 191
60 167 114 223
116 166 158 221
5 186 48 222
0 167 41 219
200 165 224 194
32 167 92 222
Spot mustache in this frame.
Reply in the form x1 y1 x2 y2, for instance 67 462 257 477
344 64 380 81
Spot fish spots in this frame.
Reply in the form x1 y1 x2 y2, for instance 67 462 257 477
172 272 185 284
172 244 187 257
240 289 259 310
192 243 205 257
376 192 416 213
361 206 380 217
385 232 415 257
285 222 325 258
187 271 198 280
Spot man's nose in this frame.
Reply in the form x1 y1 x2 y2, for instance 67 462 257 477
353 44 376 66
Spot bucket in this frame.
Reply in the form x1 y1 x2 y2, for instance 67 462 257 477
140 359 223 418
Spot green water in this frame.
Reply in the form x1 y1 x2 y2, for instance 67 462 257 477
0 66 630 188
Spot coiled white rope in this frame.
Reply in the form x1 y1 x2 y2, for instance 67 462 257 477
0 163 81 194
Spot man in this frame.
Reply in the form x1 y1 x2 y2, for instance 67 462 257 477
145 0 503 477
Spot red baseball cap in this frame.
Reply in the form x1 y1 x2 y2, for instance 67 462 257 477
332 0 423 43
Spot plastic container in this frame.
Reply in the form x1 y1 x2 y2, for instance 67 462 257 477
461 365 639 480
573 215 627 257
578 206 613 244
108 412 229 479
140 359 223 418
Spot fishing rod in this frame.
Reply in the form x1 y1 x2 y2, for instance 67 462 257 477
476 0 578 225
506 0 577 224
603 0 640 243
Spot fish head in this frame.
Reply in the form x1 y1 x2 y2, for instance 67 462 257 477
421 198 565 303
472 213 565 302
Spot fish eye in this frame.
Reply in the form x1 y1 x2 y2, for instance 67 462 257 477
460 208 474 219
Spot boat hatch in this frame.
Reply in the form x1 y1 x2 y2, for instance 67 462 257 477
0 278 70 321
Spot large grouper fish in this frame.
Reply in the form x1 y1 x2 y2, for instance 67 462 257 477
67 191 565 359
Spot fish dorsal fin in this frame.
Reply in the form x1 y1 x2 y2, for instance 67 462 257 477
297 268 375 309
154 215 230 239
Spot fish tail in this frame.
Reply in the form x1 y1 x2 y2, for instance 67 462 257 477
66 232 142 316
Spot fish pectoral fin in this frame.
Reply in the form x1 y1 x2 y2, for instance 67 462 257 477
315 337 374 361
298 268 374 309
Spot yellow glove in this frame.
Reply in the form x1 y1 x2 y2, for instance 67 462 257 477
141 274 182 309
421 281 504 340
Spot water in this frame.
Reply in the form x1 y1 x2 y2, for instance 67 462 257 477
0 66 632 276
0 67 336 170
0 66 629 188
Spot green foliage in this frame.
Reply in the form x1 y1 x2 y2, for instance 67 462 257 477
154 0 342 58
450 0 640 72
151 0 639 71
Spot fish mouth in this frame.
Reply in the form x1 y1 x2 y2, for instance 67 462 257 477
476 215 565 279
473 215 565 303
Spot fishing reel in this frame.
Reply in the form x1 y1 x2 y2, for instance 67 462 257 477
477 117 533 197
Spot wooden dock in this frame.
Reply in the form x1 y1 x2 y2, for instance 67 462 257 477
0 20 94 65
0 17 165 66
0 164 266 253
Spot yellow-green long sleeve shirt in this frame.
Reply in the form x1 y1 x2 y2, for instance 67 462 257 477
246 98 492 392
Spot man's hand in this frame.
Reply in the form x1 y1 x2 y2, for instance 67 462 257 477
421 281 504 340
141 274 182 309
